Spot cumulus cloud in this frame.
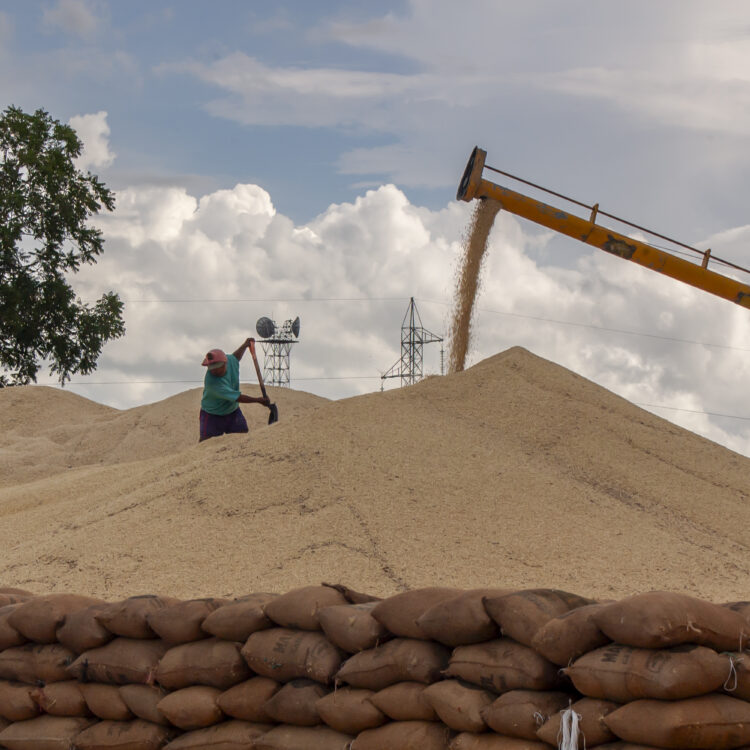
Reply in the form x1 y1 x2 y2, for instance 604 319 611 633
69 111 116 171
42 0 102 38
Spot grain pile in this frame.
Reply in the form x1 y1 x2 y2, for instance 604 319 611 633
2 346 750 601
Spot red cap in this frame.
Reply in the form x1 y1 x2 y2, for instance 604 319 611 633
201 348 228 366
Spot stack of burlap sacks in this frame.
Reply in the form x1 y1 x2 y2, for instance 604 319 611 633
1 585 750 750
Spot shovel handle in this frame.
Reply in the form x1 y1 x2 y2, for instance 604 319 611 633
248 340 269 400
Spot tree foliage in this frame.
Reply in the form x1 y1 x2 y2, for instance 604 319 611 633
0 105 124 385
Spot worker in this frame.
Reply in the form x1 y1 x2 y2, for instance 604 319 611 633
199 339 269 442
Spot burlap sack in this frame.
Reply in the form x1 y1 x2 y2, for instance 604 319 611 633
724 602 750 628
594 592 748 651
0 680 39 721
0 715 95 750
446 638 560 693
96 595 180 639
73 718 177 750
480 689 571 739
241 628 344 684
416 589 512 647
7 594 102 644
253 724 354 750
352 720 452 750
536 698 620 748
368 681 438 721
118 684 169 726
336 638 451 690
530 603 610 666
483 589 594 648
67 638 167 685
450 734 552 750
156 638 249 690
79 682 134 721
604 694 750 749
157 685 224 730
0 643 76 683
263 678 329 726
316 687 385 734
162 719 274 749
0 606 25 651
201 593 277 641
321 583 380 604
264 586 348 631
217 677 281 722
56 603 113 653
318 602 390 653
724 653 750 701
423 679 494 732
30 680 88 717
565 644 731 702
371 588 462 639
147 598 229 643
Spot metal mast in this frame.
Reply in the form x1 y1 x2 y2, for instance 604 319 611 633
381 297 443 387
256 316 300 388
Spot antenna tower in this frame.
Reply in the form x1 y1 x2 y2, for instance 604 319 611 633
381 297 443 388
255 316 301 388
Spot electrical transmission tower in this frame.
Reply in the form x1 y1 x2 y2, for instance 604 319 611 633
381 297 443 388
255 316 300 387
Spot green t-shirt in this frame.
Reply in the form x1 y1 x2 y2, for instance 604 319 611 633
201 354 241 415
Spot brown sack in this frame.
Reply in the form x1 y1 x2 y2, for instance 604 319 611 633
163 719 274 749
68 638 167 684
724 601 750 628
336 638 451 690
0 643 76 683
322 583 381 604
147 598 229 643
537 698 620 748
0 606 25 650
79 682 134 720
241 628 344 685
531 603 610 666
74 718 177 750
594 592 748 651
96 595 180 639
604 694 750 749
0 588 34 599
157 685 224 730
118 684 170 726
446 638 560 693
217 677 281 722
369 681 438 721
725 652 750 701
565 644 731 702
483 589 594 648
201 593 277 641
480 689 571 739
0 680 39 721
450 734 552 750
263 678 329 726
316 687 385 734
7 594 102 644
0 715 95 750
30 680 89 717
352 720 452 750
156 638 249 690
56 603 114 653
416 589 512 647
254 724 354 750
318 602 390 653
423 679 494 732
371 587 462 639
264 586 348 631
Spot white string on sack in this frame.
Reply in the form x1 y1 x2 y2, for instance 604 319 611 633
558 705 583 750
725 654 743 692
533 711 546 727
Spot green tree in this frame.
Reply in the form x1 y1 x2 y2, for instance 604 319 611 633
0 105 124 385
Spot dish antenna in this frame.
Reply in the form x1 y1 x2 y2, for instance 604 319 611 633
256 317 275 339
292 316 301 338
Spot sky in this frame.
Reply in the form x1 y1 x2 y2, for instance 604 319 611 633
4 0 750 455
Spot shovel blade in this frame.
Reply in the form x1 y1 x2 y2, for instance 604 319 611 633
268 403 279 424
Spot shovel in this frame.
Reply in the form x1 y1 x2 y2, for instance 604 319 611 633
248 340 279 425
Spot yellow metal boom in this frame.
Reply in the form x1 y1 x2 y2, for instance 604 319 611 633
457 147 750 309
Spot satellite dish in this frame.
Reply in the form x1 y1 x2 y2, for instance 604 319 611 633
256 316 275 339
292 316 301 338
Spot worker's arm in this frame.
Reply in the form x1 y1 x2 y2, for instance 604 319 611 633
238 393 270 405
232 338 255 361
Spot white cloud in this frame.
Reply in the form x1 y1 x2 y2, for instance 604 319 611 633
42 0 102 38
69 111 116 171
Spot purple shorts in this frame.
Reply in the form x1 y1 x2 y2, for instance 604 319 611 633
199 408 249 442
